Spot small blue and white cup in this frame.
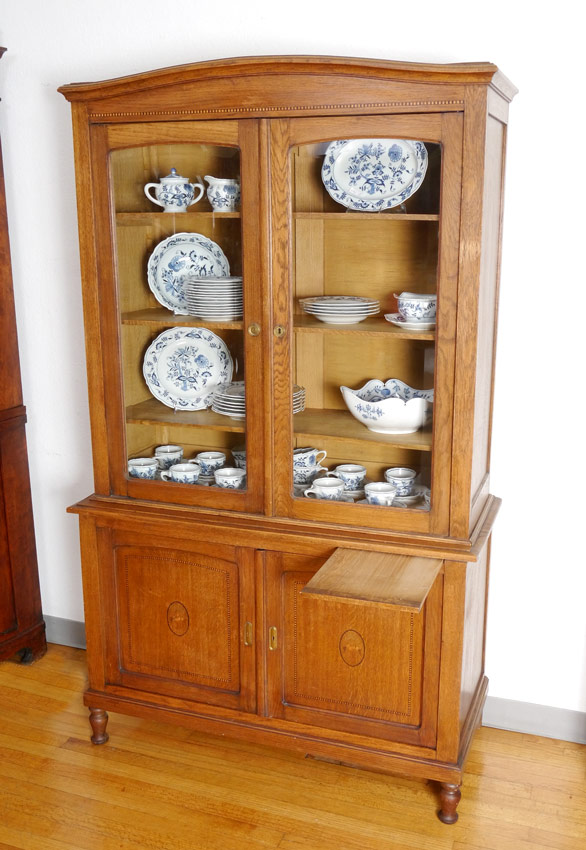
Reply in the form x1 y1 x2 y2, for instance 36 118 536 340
214 467 246 489
304 478 346 501
195 451 226 475
204 176 241 212
161 463 201 484
293 447 328 484
384 467 417 496
327 464 367 491
365 482 396 506
231 446 247 470
128 457 159 479
154 444 184 469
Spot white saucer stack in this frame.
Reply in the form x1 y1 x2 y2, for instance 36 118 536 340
212 382 306 420
300 295 379 324
186 276 243 321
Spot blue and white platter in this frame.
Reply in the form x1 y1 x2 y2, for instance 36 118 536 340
321 139 428 212
147 232 230 314
143 327 234 410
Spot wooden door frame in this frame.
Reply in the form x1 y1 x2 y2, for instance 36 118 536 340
86 119 267 513
269 113 463 535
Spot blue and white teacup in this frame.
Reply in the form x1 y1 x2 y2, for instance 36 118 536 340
195 451 226 475
384 467 417 496
154 444 184 469
293 447 328 484
161 463 201 484
231 446 246 470
396 292 437 321
365 482 396 506
214 467 246 489
128 457 158 479
304 478 346 501
326 464 367 491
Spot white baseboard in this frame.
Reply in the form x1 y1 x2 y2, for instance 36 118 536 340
43 617 586 745
44 615 86 650
482 695 586 745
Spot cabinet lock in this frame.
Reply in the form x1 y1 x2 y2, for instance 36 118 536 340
243 622 253 646
268 626 278 650
273 325 286 338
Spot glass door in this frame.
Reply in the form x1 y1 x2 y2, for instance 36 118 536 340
91 120 266 512
270 114 462 533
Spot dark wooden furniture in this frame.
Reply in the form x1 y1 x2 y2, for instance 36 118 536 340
59 55 516 822
0 47 46 664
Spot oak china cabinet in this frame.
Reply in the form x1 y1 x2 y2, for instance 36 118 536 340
60 55 516 823
0 48 46 664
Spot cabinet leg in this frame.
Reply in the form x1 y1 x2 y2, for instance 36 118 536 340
88 707 109 745
437 782 461 824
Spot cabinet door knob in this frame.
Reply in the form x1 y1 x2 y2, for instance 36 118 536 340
243 621 253 646
247 322 261 336
273 325 286 338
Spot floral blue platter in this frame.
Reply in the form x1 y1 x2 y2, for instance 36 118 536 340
321 139 428 211
147 232 230 314
143 327 234 410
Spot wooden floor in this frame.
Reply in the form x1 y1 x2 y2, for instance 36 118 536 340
0 645 585 850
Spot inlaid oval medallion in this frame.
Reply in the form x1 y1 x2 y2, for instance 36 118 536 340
167 601 190 636
339 629 365 667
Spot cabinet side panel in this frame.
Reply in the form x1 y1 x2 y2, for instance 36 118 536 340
459 544 488 729
469 115 506 525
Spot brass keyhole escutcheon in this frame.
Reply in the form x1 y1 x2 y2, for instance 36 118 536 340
247 322 261 337
273 325 286 338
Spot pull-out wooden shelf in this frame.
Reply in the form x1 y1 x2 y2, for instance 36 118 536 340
302 548 443 612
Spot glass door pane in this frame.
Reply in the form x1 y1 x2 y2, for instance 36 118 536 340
287 135 441 519
110 141 251 498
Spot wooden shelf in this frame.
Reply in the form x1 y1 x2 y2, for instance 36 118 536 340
294 212 439 221
294 315 435 341
294 408 432 451
302 548 443 612
126 399 245 432
122 308 243 331
116 211 241 225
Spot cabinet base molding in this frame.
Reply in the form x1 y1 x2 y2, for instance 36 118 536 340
82 686 479 787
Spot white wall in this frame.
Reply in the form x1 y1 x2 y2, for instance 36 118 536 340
1 1 583 713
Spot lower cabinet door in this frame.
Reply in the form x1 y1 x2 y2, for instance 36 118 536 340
99 528 256 713
265 551 442 747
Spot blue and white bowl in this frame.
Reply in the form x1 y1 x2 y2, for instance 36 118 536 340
340 378 433 435
396 291 437 321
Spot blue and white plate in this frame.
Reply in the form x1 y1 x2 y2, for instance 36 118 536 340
322 139 428 211
148 232 230 314
143 327 234 410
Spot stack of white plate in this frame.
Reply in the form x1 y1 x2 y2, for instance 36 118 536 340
212 382 306 420
186 276 243 321
300 295 379 324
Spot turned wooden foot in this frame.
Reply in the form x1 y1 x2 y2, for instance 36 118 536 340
438 782 461 824
89 707 109 745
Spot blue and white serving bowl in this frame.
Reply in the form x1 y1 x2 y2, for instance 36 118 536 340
340 378 433 435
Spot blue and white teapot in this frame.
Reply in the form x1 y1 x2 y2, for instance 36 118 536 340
144 168 205 213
